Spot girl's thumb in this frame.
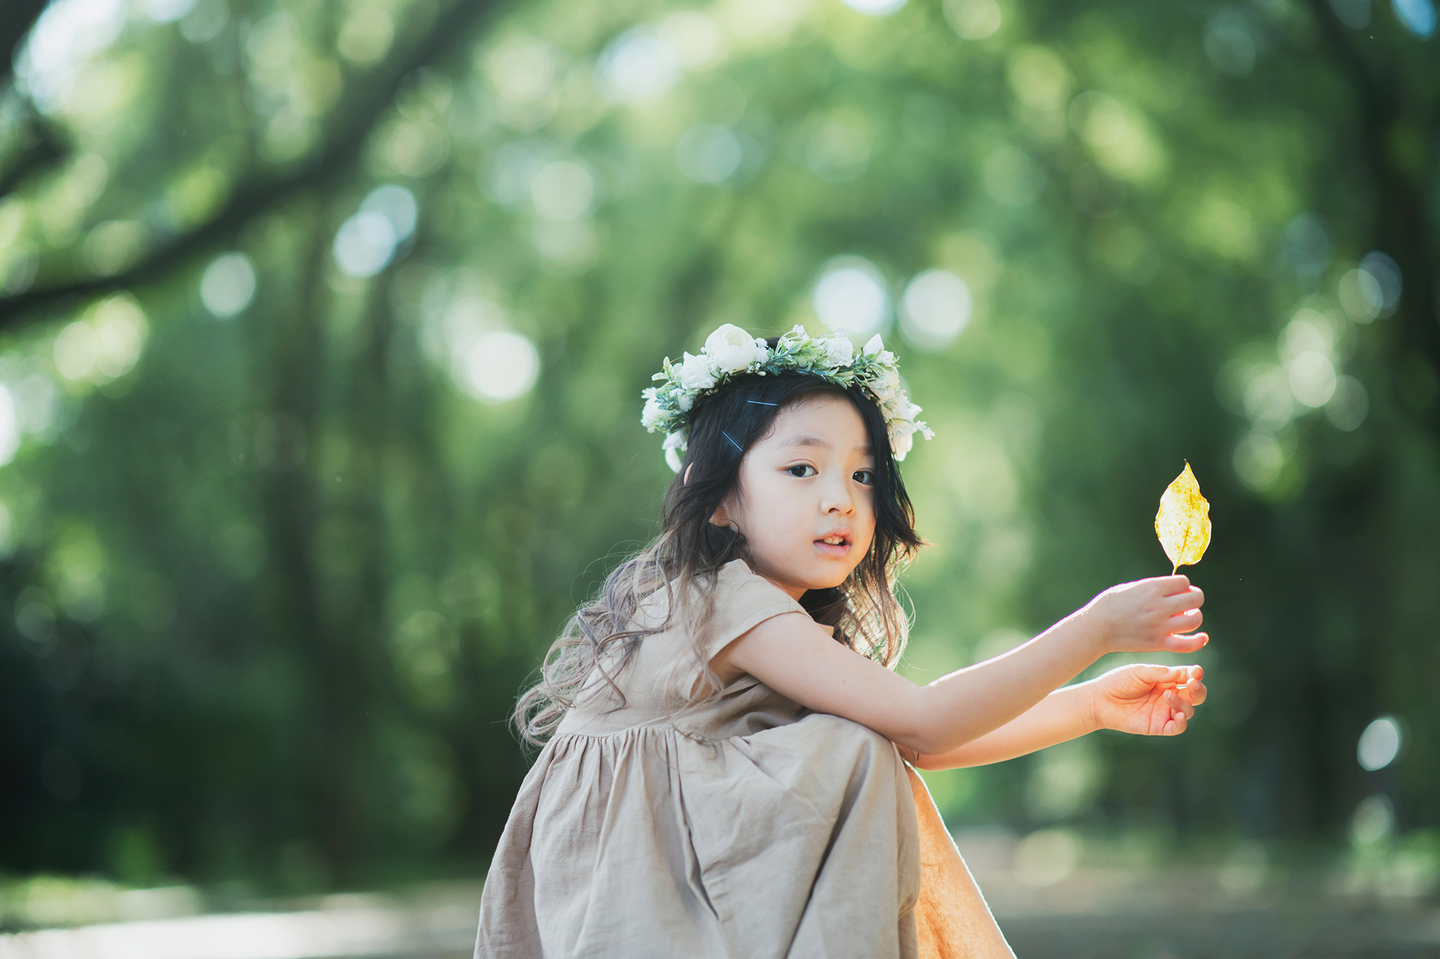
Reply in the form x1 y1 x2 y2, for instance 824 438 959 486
1137 664 1182 682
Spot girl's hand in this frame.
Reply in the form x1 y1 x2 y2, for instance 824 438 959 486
1085 575 1207 655
1088 664 1206 736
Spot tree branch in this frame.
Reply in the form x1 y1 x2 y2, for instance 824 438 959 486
0 0 512 327
0 110 66 198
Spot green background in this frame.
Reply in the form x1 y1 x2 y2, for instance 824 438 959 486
0 0 1436 900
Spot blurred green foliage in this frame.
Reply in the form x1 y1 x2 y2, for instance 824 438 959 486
0 0 1436 891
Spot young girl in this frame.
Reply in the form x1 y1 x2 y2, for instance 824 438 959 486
475 324 1208 958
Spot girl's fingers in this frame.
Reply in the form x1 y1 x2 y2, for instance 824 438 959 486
1165 585 1204 612
1154 574 1191 595
1167 608 1204 630
1165 631 1208 653
1178 679 1207 705
1163 689 1196 721
1132 663 1185 684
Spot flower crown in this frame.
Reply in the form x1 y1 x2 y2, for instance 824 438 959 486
641 323 934 472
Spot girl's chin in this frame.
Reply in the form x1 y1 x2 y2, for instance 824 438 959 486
799 563 861 591
753 549 865 594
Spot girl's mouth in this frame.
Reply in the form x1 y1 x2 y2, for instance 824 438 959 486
814 535 851 557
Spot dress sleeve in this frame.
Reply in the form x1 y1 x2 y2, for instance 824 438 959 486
697 559 808 662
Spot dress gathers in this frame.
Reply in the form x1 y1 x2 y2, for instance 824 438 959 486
474 559 1014 959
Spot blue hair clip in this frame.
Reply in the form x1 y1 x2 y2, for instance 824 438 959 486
745 399 779 406
721 430 744 452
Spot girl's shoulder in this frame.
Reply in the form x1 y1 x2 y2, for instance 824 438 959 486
697 559 809 653
631 559 808 656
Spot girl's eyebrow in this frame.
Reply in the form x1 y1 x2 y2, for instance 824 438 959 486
780 434 871 455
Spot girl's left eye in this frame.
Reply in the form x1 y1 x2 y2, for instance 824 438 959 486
853 469 876 486
786 464 817 478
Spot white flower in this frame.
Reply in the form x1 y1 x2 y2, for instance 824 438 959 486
862 333 895 364
890 423 915 459
779 324 809 350
641 391 664 430
678 351 718 390
818 335 854 368
662 431 687 472
703 323 768 373
643 321 933 467
885 394 921 422
868 367 901 402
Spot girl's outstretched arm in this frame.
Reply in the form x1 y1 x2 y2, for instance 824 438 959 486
715 576 1206 757
912 663 1207 769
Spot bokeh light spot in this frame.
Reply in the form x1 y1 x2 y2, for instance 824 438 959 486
337 7 394 65
52 295 148 384
596 27 679 104
456 331 540 404
1357 716 1401 771
1203 10 1257 77
17 0 127 113
1359 251 1401 314
675 125 742 184
1338 267 1383 322
813 257 890 336
361 184 418 240
1280 213 1331 276
179 0 228 43
1243 367 1295 431
1279 310 1335 364
53 323 97 381
1350 794 1394 845
1288 351 1337 408
1325 375 1368 431
658 11 723 68
334 212 398 278
531 162 595 220
91 296 148 379
1234 430 1284 492
82 220 145 276
1006 47 1072 111
1392 0 1437 37
837 0 909 16
141 0 197 22
0 384 21 467
900 269 972 351
200 253 258 317
1328 0 1373 29
805 116 871 183
487 142 547 206
943 0 1002 39
1014 828 1081 887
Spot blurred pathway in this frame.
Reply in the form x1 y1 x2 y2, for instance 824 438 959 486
2 847 1437 959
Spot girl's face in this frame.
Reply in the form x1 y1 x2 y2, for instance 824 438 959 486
709 394 878 601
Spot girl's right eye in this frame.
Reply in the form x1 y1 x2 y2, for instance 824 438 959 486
786 464 817 478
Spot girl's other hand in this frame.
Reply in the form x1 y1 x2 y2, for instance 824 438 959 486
1087 575 1206 654
1087 663 1206 736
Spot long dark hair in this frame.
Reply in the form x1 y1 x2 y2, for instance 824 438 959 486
512 344 925 746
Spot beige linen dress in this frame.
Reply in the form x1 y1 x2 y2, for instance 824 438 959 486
475 558 1013 959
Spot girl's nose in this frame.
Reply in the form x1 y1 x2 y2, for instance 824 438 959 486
820 479 854 514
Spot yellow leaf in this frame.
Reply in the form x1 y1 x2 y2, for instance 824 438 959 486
1154 461 1211 574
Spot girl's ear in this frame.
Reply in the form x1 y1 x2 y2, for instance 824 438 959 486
689 463 733 528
